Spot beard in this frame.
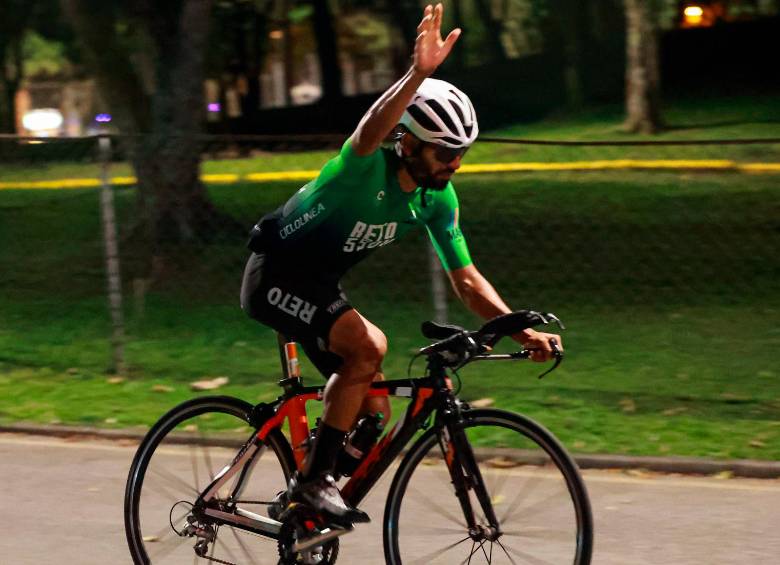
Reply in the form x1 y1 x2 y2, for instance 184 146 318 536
403 155 450 190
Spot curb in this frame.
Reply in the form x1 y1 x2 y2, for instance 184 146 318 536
2 422 779 479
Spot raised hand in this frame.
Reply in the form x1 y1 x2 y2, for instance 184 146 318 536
413 3 461 77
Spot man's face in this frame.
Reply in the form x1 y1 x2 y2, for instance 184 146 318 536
402 135 468 189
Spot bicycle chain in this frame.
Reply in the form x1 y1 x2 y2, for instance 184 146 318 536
202 554 237 565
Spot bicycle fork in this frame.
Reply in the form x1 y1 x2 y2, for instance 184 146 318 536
439 406 502 542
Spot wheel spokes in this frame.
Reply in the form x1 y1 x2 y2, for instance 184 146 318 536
408 482 467 527
408 535 472 565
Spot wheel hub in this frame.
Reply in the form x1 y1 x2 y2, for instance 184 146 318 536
469 525 501 542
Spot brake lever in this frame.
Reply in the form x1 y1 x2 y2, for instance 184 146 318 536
536 339 563 379
544 313 566 331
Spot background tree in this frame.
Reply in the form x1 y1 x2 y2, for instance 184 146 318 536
623 0 663 133
312 0 343 105
0 0 73 133
61 0 240 269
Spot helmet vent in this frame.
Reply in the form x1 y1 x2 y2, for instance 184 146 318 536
408 105 440 132
425 99 458 136
449 89 465 104
448 100 466 125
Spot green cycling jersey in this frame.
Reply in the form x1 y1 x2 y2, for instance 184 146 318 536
255 139 472 277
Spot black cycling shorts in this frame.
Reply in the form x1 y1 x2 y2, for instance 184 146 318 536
240 252 353 378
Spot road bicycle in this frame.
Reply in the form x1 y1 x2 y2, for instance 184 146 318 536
124 310 593 564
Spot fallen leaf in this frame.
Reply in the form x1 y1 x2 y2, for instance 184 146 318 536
106 376 125 384
190 376 230 391
713 471 734 480
619 398 636 413
485 457 519 469
749 439 766 448
470 398 494 408
151 384 174 393
104 418 118 424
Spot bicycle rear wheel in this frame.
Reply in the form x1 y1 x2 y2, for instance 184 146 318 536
124 396 295 564
383 408 593 565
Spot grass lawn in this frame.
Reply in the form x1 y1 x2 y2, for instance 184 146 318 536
1 94 779 461
1 94 779 184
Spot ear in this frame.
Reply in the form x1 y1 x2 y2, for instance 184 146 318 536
399 133 418 157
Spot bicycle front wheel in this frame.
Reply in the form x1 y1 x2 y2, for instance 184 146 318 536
384 408 593 565
124 396 296 564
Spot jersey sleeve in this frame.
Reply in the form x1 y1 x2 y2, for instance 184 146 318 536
316 138 381 184
424 184 473 272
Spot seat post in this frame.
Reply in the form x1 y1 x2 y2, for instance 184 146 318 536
277 332 301 382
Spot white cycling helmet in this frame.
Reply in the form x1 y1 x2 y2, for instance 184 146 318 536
399 78 478 149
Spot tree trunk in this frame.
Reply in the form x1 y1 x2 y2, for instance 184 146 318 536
312 0 343 106
451 0 466 69
0 0 35 133
0 36 25 134
388 0 418 73
475 0 507 63
623 0 663 134
137 0 241 252
62 0 241 262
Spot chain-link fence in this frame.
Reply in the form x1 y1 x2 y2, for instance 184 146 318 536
1 134 778 383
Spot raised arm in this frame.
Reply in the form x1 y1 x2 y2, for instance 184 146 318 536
350 3 461 156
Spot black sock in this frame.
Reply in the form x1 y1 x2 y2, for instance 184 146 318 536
302 422 347 480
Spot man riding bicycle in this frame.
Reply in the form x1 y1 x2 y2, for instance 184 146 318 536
241 3 562 529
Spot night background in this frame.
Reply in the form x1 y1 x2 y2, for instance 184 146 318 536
0 1 779 563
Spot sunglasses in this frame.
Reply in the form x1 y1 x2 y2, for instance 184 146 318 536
429 143 469 164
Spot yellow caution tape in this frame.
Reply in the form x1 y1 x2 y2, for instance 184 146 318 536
244 171 320 182
1 160 779 190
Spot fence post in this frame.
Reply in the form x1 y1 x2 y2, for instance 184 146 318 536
428 241 448 323
98 135 126 374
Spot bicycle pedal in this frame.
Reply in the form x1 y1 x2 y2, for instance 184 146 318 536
292 526 352 554
278 502 317 523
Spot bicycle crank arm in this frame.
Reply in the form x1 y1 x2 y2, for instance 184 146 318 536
292 526 353 553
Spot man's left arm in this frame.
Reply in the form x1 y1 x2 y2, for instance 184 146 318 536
447 265 563 362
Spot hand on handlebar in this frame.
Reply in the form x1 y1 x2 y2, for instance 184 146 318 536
515 329 563 362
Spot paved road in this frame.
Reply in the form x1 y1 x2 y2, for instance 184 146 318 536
1 433 778 564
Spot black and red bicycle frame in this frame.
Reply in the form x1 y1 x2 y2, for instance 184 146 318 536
251 336 499 529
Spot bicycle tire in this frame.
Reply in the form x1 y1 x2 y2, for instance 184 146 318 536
383 408 593 565
124 395 296 564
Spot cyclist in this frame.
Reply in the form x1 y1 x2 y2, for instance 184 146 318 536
240 3 562 528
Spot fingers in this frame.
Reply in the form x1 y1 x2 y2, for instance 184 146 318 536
525 333 563 362
441 28 461 54
417 4 433 33
433 3 443 34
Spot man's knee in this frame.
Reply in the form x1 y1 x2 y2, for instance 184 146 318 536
348 326 387 369
330 312 387 374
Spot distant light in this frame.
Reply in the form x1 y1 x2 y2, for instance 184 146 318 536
22 108 64 132
269 30 283 40
683 5 705 26
95 113 112 123
683 6 704 17
207 103 221 112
